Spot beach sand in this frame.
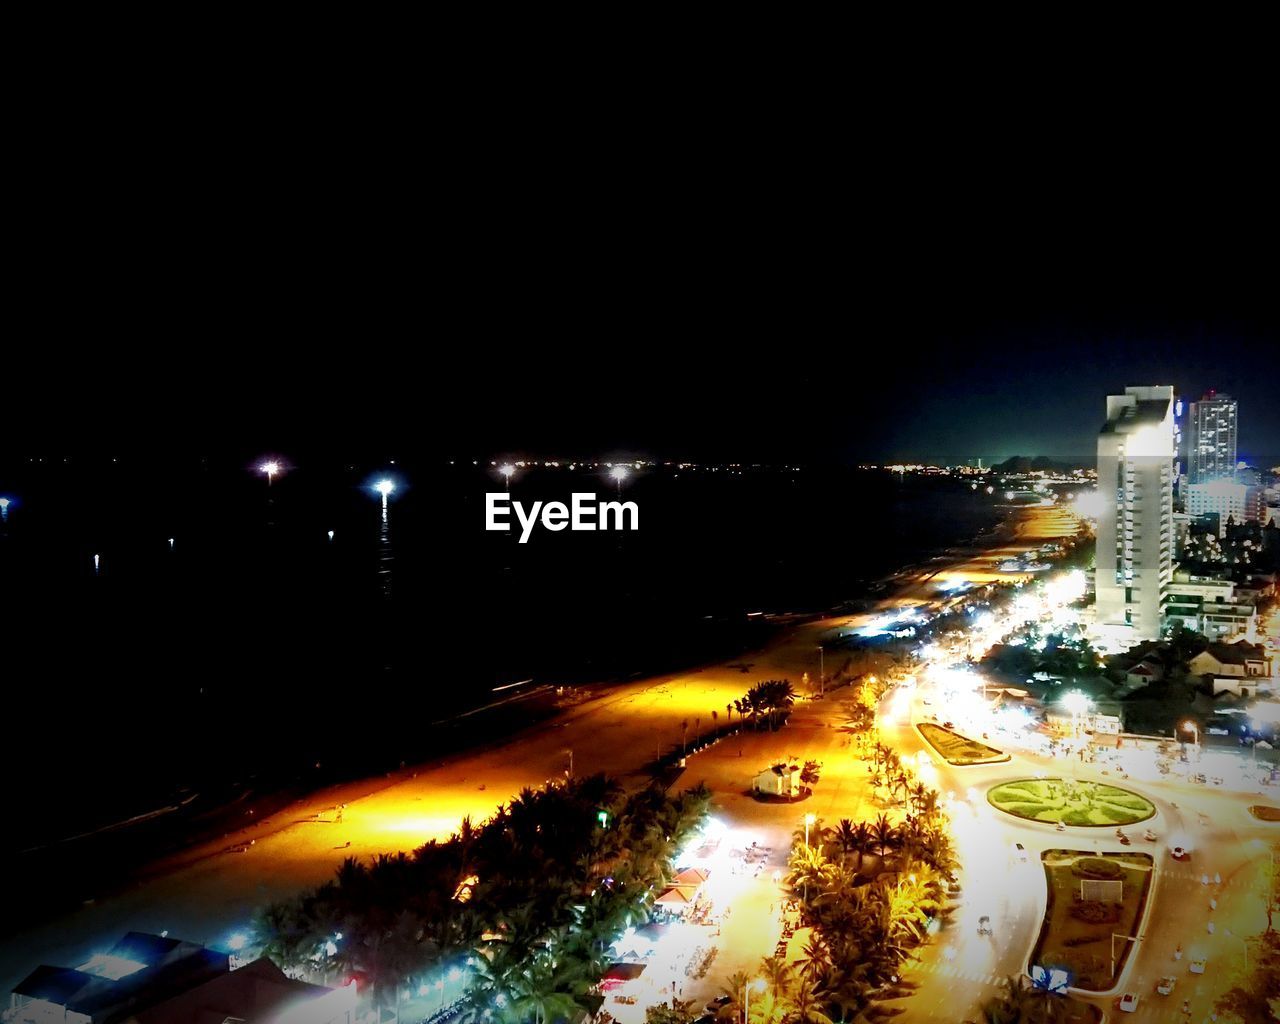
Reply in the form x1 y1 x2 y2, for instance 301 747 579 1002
0 503 1083 989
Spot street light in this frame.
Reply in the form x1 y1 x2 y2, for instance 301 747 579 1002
816 645 825 696
1061 690 1093 738
804 812 817 847
743 977 764 1024
375 478 395 509
1181 719 1200 761
610 465 629 495
1110 931 1138 979
500 464 515 489
0 496 10 522
260 461 280 486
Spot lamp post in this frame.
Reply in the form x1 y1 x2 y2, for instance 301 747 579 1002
1110 932 1138 980
500 465 515 490
375 479 395 510
743 978 763 1024
817 645 825 696
610 465 629 495
261 461 279 487
1181 719 1200 762
804 812 817 847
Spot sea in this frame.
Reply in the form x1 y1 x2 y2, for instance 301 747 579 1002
0 455 1007 918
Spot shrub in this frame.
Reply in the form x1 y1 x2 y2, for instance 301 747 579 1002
1074 857 1123 879
1069 900 1120 924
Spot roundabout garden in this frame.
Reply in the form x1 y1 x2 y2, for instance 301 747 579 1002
987 778 1155 826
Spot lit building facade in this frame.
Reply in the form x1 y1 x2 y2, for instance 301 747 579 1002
1096 385 1175 644
1185 479 1265 534
1187 391 1237 484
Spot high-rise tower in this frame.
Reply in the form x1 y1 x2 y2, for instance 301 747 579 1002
1096 385 1175 643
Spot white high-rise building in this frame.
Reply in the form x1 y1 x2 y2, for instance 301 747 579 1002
1096 385 1175 644
1187 391 1237 484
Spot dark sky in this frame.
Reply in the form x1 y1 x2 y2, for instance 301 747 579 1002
5 156 1276 467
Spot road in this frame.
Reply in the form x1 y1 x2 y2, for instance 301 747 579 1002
878 675 1278 1023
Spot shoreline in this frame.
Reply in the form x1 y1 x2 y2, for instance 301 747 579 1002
0 504 1081 984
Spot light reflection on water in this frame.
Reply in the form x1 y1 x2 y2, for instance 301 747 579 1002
378 505 393 598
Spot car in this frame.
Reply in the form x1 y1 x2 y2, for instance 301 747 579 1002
1143 829 1158 841
1118 993 1140 1012
1171 846 1189 860
1189 959 1206 974
1014 843 1028 863
1156 976 1176 995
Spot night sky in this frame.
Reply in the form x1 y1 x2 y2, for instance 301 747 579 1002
5 195 1276 467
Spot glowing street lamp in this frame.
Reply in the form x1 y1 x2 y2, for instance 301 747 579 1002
609 465 629 495
500 464 515 490
227 932 247 952
375 479 395 509
0 496 10 521
1181 719 1200 759
744 977 764 1024
260 461 280 486
1061 690 1093 737
804 812 817 847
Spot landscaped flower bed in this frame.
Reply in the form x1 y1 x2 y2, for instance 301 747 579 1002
987 778 1155 826
1030 850 1154 991
915 722 1009 765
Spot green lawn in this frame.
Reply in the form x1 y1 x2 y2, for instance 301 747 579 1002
1031 850 1153 991
916 722 1009 765
987 779 1155 826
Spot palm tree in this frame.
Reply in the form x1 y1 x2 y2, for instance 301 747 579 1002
871 814 898 858
759 956 792 1002
793 934 831 983
785 978 834 1024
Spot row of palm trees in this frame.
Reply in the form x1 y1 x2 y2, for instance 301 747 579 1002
778 756 959 1024
256 775 711 1020
731 680 797 731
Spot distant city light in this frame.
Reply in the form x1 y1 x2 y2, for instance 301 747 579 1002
260 461 280 485
500 465 515 489
610 466 629 483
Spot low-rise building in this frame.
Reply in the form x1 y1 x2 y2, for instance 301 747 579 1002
752 763 801 798
1187 640 1272 680
6 934 354 1024
1163 570 1257 639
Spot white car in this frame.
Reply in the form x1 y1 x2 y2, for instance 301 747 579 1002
1156 976 1176 995
1189 959 1206 975
1118 993 1139 1012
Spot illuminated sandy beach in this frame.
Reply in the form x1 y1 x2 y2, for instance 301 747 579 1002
0 504 1083 991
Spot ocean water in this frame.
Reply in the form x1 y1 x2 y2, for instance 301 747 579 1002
0 458 1005 851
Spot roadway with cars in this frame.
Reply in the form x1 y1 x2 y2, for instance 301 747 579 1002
876 677 1277 1023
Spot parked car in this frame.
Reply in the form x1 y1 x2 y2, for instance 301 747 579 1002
1156 976 1176 995
1118 993 1140 1012
1171 846 1189 860
1015 843 1028 863
1189 959 1206 975
1143 829 1157 842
